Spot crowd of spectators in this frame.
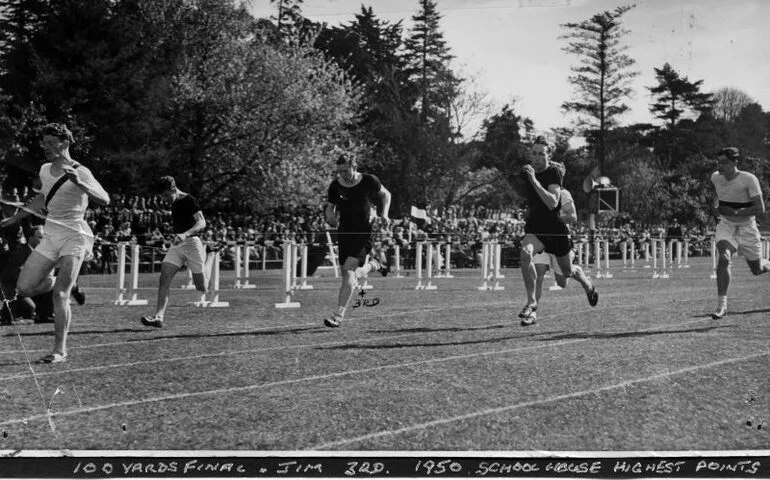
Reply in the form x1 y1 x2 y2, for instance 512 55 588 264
0 187 722 275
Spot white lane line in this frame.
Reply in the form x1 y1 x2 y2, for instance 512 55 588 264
310 350 770 450
0 315 719 427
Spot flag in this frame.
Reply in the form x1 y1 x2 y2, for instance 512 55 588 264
410 206 431 225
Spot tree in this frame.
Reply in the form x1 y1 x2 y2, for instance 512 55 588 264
403 0 460 127
560 4 639 175
710 87 755 123
647 63 713 169
162 1 362 210
0 0 362 212
314 6 415 212
398 0 463 208
269 0 317 46
648 63 712 130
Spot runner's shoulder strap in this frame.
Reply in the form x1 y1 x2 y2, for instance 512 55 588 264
44 163 81 210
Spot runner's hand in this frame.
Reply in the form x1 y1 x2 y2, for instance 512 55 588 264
62 165 81 185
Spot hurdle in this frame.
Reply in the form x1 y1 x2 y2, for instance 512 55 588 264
710 237 717 279
478 241 504 291
593 239 612 279
668 239 685 269
114 242 149 306
296 243 314 290
233 243 256 289
392 245 405 278
191 251 229 307
415 242 437 290
576 241 590 270
642 241 651 268
434 241 454 278
651 238 669 279
494 243 504 279
275 241 300 308
621 240 636 270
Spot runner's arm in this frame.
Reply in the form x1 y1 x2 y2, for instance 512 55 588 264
0 194 44 227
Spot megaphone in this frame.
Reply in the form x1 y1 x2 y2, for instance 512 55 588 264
582 175 612 193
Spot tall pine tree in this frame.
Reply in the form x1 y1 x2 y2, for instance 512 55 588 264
401 0 461 207
560 4 638 175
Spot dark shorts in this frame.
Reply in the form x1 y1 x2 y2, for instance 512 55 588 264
525 221 573 258
338 231 373 268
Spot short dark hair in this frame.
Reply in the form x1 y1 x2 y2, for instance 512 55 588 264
155 176 176 193
41 123 74 144
532 135 551 152
718 147 740 160
335 153 355 166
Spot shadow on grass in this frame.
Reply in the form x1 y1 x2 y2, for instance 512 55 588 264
537 324 731 342
127 325 327 341
691 308 770 319
4 328 152 337
5 325 327 340
723 308 770 316
369 324 509 334
318 330 557 350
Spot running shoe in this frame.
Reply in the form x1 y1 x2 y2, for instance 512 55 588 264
518 304 537 319
711 305 727 320
520 310 537 327
141 314 164 328
586 286 599 307
377 257 391 277
324 312 343 328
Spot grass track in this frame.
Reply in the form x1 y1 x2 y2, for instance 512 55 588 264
0 257 768 451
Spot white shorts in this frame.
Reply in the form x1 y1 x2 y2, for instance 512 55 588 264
533 251 569 276
533 251 555 267
163 236 206 273
715 218 762 261
35 228 94 263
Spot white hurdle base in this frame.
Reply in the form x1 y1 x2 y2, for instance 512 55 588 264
414 242 437 290
233 244 257 289
190 252 229 308
114 243 149 306
478 242 504 291
275 241 301 308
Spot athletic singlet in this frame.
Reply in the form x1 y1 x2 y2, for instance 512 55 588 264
328 173 382 232
711 170 761 226
39 162 93 236
523 165 564 230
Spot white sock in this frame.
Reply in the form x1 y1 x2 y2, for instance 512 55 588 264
336 306 346 317
718 296 727 308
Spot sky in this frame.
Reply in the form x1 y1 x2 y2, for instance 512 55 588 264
247 0 770 139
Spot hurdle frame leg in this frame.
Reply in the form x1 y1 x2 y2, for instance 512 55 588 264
114 243 149 306
423 243 437 290
477 242 490 291
298 243 314 290
276 241 301 308
193 252 229 307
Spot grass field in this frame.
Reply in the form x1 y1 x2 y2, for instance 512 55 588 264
0 257 768 452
